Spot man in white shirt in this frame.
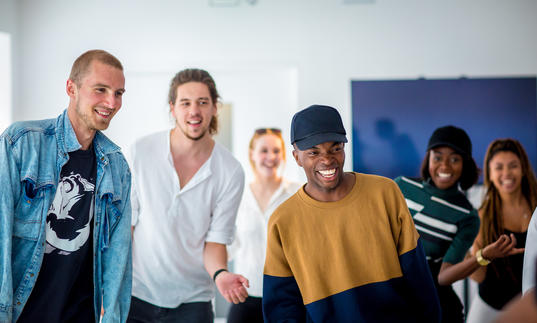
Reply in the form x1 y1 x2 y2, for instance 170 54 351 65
128 68 248 322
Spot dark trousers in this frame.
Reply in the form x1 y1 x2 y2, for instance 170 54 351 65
437 285 464 323
429 260 464 323
227 296 264 323
127 296 214 323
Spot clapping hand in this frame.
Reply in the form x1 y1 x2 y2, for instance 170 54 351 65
482 233 525 260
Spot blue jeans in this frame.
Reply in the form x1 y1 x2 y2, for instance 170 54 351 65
127 296 214 323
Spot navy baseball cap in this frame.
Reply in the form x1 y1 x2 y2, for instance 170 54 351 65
291 105 347 150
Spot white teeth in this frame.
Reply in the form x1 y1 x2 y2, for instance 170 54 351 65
96 110 110 116
438 173 451 178
188 120 201 125
503 179 514 185
319 169 336 176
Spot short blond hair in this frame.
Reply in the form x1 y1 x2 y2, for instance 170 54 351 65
69 49 123 86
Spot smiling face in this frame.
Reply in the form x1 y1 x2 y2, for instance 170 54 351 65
293 141 345 196
488 151 523 196
250 133 285 180
67 60 125 136
428 146 463 190
170 81 217 141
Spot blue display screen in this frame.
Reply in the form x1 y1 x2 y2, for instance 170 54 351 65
351 77 537 181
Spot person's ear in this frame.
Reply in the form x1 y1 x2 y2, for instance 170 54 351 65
66 79 77 98
292 149 302 167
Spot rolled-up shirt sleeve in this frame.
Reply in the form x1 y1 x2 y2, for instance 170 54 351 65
205 163 245 245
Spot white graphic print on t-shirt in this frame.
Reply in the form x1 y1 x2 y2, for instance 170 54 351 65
45 173 94 255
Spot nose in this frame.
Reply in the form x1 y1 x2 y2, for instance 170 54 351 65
104 93 121 109
440 158 451 168
319 152 335 165
189 102 201 115
268 151 278 160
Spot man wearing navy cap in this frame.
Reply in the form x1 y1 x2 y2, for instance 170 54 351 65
262 105 441 322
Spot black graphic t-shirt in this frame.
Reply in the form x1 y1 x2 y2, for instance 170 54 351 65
19 147 97 323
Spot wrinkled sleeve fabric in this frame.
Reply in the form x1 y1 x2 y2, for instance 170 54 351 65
101 166 133 323
391 182 441 323
206 164 245 245
128 145 140 227
263 219 307 323
130 183 140 227
523 207 537 294
0 132 20 322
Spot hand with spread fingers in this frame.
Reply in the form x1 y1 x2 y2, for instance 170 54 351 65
482 233 525 261
215 271 250 304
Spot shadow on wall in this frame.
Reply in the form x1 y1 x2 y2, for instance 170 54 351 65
375 118 420 178
353 118 420 179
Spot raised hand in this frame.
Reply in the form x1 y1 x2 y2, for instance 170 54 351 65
482 233 525 260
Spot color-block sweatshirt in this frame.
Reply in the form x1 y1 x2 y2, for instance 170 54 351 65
263 173 441 323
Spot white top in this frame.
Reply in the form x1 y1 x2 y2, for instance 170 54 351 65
130 130 245 308
230 180 301 297
523 207 537 294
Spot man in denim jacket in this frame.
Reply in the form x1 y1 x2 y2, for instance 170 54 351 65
0 50 132 322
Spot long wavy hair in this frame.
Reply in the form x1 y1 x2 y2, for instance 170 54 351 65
479 139 537 248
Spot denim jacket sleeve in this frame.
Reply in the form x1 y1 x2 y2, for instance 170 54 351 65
0 133 20 322
100 168 132 323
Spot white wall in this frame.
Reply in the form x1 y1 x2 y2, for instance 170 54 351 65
0 0 17 130
7 0 537 178
0 32 11 132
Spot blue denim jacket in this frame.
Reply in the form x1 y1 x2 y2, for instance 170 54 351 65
0 110 132 322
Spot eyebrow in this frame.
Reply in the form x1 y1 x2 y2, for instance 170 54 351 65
179 97 210 101
93 83 125 93
500 160 520 166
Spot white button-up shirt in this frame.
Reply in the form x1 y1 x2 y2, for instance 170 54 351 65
130 130 244 307
231 180 301 297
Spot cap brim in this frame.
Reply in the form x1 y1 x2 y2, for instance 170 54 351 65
428 142 467 156
294 133 348 150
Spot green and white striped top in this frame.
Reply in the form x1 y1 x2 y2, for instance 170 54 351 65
395 176 479 266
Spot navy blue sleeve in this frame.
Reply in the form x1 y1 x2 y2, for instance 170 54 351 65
399 238 442 322
263 275 307 323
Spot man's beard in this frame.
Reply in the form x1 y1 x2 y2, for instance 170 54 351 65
176 117 212 141
184 129 207 141
76 102 110 131
178 123 208 141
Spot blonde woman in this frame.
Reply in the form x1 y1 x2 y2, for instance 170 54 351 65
467 138 537 322
228 128 301 323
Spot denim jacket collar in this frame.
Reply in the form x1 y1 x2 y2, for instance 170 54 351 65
57 109 122 202
56 109 121 157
